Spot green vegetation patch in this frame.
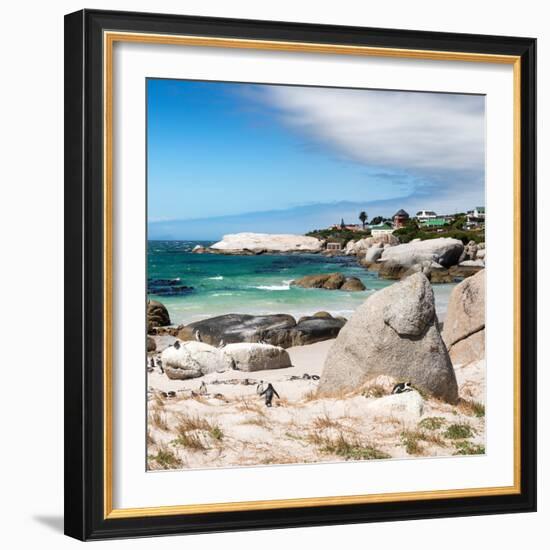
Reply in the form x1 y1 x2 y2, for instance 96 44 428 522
453 441 485 455
305 228 370 246
443 423 475 440
310 432 390 461
393 221 484 244
209 425 224 441
149 445 182 469
418 416 446 431
400 429 446 455
460 400 485 418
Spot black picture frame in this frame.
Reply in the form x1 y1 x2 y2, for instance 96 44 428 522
64 8 537 541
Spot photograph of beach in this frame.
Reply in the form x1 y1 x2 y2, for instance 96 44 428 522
145 79 486 470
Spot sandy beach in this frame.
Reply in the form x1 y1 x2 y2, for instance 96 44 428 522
147 336 486 470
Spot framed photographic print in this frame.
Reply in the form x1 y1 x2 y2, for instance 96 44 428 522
64 9 537 540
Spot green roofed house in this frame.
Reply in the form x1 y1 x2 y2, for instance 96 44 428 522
419 217 447 228
368 222 395 237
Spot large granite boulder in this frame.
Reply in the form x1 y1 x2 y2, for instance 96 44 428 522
442 270 485 365
209 233 324 254
177 313 345 348
319 273 458 403
379 238 464 269
147 300 171 330
291 273 365 291
363 246 384 263
345 234 399 255
161 341 232 379
222 343 291 372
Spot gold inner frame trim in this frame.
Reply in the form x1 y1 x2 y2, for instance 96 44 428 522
103 30 522 520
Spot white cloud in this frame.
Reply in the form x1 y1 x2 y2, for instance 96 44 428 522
260 86 485 182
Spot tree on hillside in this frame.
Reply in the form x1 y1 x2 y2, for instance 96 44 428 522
370 215 383 225
359 211 368 228
340 218 346 229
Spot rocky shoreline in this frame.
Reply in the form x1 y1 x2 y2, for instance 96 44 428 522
192 232 485 284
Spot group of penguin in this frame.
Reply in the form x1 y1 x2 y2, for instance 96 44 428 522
150 332 413 407
148 356 163 374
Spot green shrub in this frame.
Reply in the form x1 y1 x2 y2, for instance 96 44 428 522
418 417 446 430
453 441 485 455
444 423 475 440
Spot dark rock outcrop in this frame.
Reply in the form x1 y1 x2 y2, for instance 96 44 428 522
291 272 366 291
147 278 193 296
147 300 171 331
341 277 367 291
177 313 345 348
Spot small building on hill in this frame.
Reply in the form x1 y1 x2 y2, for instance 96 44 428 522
393 209 410 229
368 222 395 237
467 206 486 221
415 209 438 221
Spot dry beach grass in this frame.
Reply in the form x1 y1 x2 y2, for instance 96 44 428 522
147 339 486 470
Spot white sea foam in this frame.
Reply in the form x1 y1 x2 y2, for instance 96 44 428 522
207 276 224 280
254 283 290 291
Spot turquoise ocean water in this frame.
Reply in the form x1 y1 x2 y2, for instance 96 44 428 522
147 240 456 325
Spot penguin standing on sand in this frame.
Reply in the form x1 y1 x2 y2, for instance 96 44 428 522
173 340 181 350
195 330 202 342
256 380 267 395
392 381 413 394
199 381 208 395
260 383 280 407
157 359 164 374
218 339 224 348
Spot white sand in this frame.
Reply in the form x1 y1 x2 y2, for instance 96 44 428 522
147 338 486 470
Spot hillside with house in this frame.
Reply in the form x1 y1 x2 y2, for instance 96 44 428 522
306 207 485 250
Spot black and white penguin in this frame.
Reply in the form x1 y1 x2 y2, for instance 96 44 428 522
195 330 202 342
256 380 267 395
260 383 280 407
173 340 181 350
199 381 208 395
392 381 413 394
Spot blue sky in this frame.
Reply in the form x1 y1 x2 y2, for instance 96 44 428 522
147 79 485 240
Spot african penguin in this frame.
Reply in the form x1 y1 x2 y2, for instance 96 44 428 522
260 383 280 407
392 381 413 394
